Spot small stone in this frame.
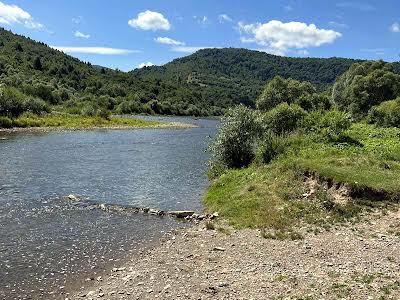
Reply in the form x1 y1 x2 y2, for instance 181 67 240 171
213 247 226 252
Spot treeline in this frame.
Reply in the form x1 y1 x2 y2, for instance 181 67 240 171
0 28 221 121
134 48 375 108
209 60 400 175
0 27 400 126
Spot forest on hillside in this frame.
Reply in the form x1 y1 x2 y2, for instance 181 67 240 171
0 27 399 125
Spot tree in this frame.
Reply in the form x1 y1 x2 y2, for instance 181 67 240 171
33 56 43 71
257 76 316 111
209 106 261 169
332 61 400 117
261 103 307 135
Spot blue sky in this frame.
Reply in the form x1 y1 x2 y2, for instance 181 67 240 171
1 0 399 71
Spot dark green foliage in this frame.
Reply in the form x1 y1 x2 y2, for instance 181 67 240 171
23 97 49 115
301 109 351 141
261 103 307 135
256 132 289 164
368 98 400 127
332 61 400 117
257 76 316 111
0 116 12 128
209 106 260 169
0 87 24 117
295 93 332 111
135 48 364 110
33 56 42 71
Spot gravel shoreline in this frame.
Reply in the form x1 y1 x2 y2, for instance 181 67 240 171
70 207 400 300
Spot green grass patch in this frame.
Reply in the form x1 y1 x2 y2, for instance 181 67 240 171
6 113 162 129
204 123 398 234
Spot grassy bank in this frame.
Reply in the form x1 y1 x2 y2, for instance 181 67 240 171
0 113 166 130
204 123 400 238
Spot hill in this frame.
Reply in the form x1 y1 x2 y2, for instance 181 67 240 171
1 28 399 117
133 48 372 108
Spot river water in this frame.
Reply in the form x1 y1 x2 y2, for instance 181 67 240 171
0 116 218 299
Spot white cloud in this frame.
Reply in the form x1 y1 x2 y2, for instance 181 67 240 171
0 1 43 29
128 10 170 31
171 46 214 53
155 37 185 46
328 21 349 29
218 14 232 23
194 15 210 27
52 46 140 55
390 23 400 33
238 20 341 55
138 62 154 68
74 31 90 39
284 5 293 12
297 49 309 56
72 16 83 24
336 2 375 11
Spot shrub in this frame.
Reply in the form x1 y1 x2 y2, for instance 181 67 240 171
368 98 400 127
255 132 289 164
301 109 351 141
209 105 260 169
261 103 306 135
96 108 111 120
0 87 25 117
257 76 316 111
0 116 13 128
81 104 97 116
23 97 49 115
295 93 332 111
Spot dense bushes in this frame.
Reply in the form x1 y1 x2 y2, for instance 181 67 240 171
0 87 24 117
257 76 315 111
368 98 400 127
302 109 351 141
0 116 13 128
332 61 400 117
209 106 260 171
261 103 306 135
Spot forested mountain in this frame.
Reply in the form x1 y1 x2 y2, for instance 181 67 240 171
0 28 222 116
1 27 399 117
133 48 373 108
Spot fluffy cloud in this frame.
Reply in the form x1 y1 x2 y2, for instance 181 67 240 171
390 23 400 33
155 37 185 46
239 20 341 55
0 1 43 29
52 46 139 55
218 14 232 23
138 62 154 68
74 31 90 39
128 11 170 31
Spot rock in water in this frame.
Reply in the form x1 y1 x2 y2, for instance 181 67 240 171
67 194 79 201
168 211 195 218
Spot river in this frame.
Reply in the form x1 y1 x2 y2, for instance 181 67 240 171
0 116 218 299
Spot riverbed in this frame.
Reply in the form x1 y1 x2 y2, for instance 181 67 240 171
0 116 218 299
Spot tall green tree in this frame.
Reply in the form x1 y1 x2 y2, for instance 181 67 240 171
257 76 316 111
332 61 400 117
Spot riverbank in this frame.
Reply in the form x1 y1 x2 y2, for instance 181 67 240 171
0 114 196 132
71 207 400 300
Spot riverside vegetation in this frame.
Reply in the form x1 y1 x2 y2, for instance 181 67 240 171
206 60 400 239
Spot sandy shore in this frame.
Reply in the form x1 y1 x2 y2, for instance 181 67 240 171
0 122 197 133
69 207 400 300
